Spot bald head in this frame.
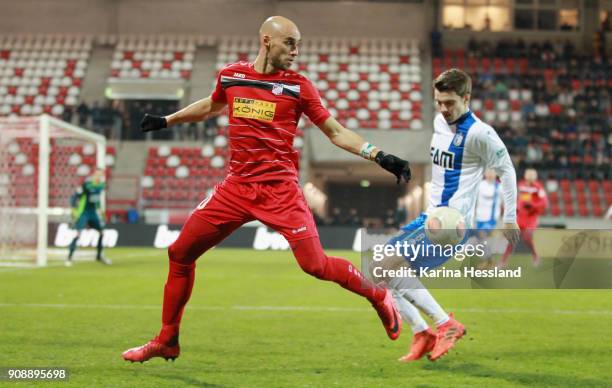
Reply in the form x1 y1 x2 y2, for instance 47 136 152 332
255 15 301 72
259 16 300 40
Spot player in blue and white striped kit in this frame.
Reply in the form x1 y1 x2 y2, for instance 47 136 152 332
386 69 520 362
475 168 503 233
469 169 504 268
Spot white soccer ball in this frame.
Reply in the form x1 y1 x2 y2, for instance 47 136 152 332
425 206 466 246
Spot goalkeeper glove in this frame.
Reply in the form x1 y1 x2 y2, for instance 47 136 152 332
140 114 167 132
375 151 412 184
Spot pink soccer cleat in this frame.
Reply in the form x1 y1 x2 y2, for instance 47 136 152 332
122 337 180 363
428 313 466 361
372 289 402 340
399 328 436 362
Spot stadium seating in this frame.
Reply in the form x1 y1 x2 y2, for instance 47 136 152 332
109 35 196 80
0 34 92 117
436 40 611 217
545 178 609 218
140 128 304 208
141 140 228 209
217 36 424 130
5 138 115 207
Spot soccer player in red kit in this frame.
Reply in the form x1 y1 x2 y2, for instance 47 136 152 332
500 168 548 267
122 16 412 362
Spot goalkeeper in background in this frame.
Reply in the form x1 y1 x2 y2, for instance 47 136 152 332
66 168 111 266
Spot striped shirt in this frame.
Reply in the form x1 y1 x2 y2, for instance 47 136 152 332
211 62 330 182
428 111 517 227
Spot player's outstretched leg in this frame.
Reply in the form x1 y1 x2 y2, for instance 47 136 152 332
290 237 401 340
122 216 237 363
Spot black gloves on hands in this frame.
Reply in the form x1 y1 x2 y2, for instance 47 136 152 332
140 114 167 132
375 151 412 184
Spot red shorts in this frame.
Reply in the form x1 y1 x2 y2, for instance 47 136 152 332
192 179 319 242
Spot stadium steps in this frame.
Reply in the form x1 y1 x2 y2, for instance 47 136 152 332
106 141 147 209
186 46 218 102
80 44 115 105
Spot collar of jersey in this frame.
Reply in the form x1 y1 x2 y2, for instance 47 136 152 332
249 62 284 77
448 109 472 126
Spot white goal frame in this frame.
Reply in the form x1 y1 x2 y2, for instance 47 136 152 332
0 114 106 266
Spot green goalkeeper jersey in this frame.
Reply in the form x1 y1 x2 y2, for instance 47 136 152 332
71 178 105 219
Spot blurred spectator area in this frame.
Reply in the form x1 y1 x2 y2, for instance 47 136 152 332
435 38 611 217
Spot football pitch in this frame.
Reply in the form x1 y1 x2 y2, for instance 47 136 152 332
1 247 611 387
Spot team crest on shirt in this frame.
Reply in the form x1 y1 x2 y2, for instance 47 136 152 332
453 133 464 147
272 83 284 95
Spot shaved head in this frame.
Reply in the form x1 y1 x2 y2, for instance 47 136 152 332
259 16 300 41
255 16 301 73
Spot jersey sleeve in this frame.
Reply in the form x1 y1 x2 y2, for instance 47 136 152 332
70 187 82 208
210 68 227 104
300 78 331 126
471 125 517 224
471 126 510 170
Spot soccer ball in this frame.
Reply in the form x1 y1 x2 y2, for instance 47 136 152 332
425 206 466 246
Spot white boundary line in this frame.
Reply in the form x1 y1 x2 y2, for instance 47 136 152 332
1 303 611 316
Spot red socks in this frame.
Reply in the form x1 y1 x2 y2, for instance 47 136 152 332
158 261 195 344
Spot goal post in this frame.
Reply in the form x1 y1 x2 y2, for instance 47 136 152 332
0 115 106 267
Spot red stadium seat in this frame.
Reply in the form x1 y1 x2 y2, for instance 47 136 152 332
560 179 571 189
562 192 573 203
593 205 603 217
481 57 491 72
493 58 504 73
506 58 516 73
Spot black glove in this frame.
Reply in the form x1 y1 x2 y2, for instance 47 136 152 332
140 114 167 132
375 151 411 184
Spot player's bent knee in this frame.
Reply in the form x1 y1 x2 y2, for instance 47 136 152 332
296 256 327 279
290 237 330 279
167 242 192 265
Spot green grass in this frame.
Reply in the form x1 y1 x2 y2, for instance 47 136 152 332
1 248 611 387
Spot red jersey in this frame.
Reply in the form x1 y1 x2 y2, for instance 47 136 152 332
517 179 548 221
211 62 330 182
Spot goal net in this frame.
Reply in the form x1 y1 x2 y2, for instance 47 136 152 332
0 115 106 267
